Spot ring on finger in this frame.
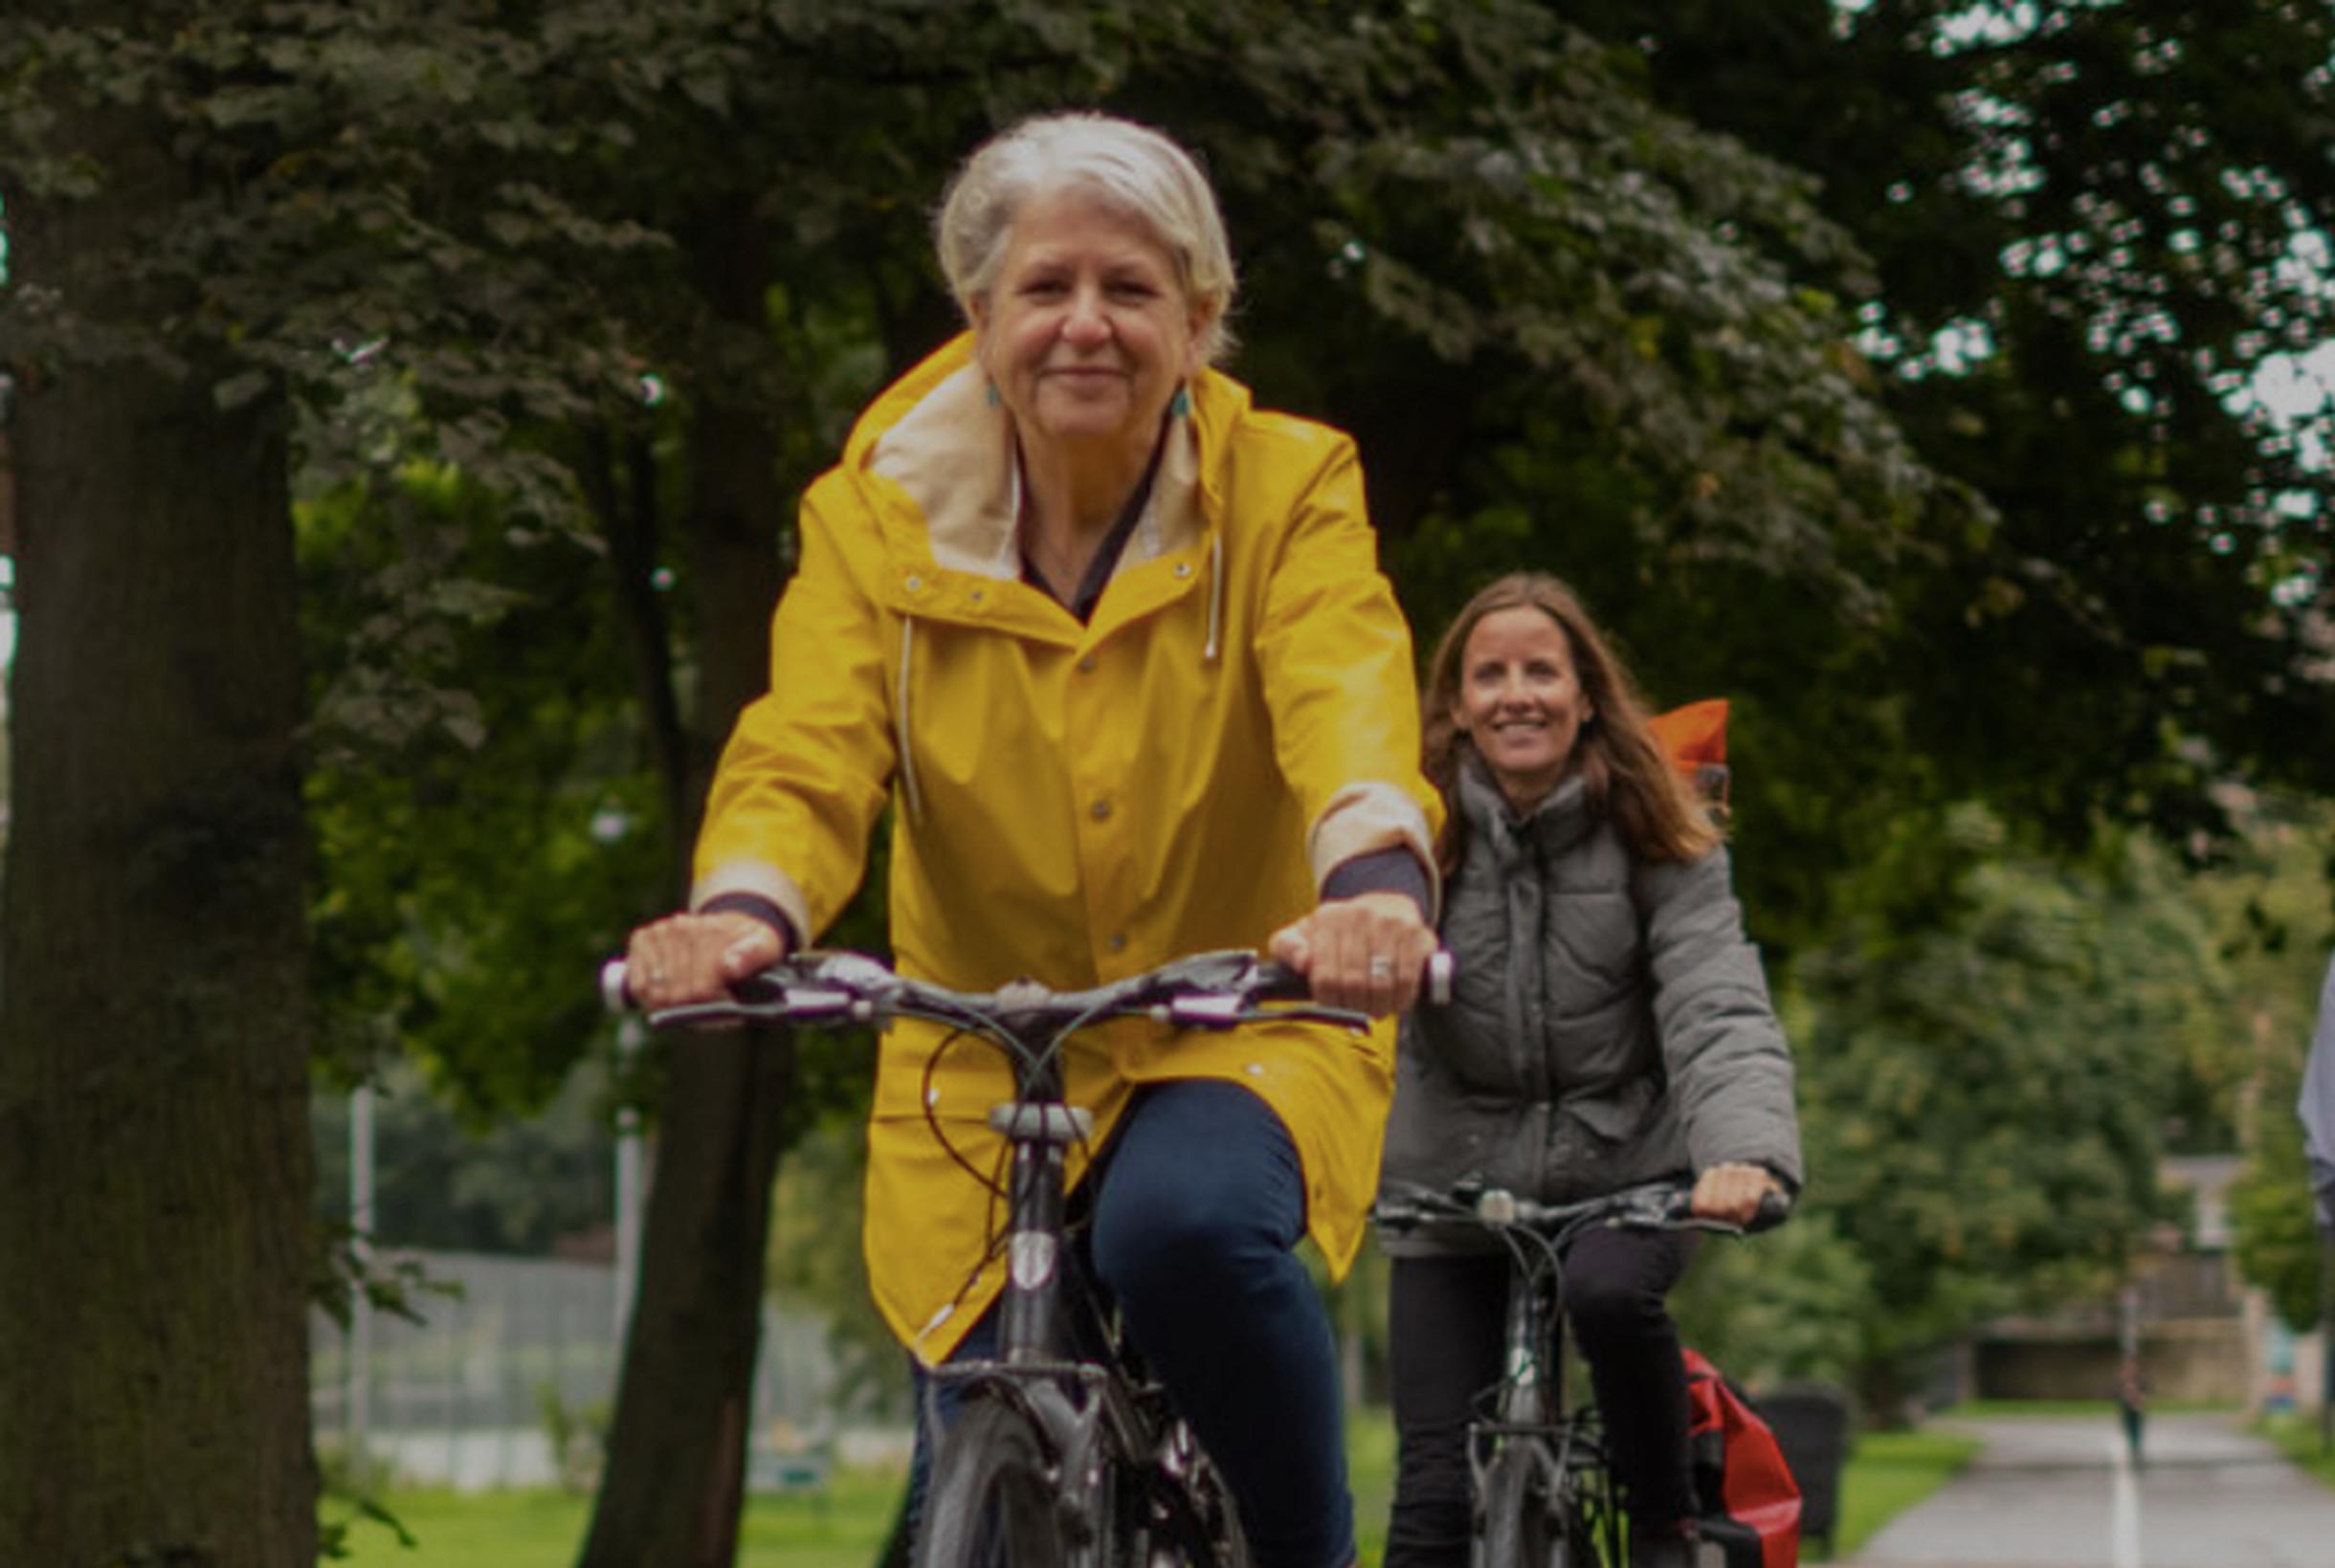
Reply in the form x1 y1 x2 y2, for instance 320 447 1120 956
1367 955 1393 982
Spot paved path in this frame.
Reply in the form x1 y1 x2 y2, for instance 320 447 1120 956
1846 1412 2335 1568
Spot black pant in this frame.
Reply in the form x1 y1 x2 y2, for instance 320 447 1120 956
1385 1227 1697 1568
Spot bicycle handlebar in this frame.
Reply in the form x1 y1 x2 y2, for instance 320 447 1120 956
601 946 1456 1033
1374 1177 1790 1242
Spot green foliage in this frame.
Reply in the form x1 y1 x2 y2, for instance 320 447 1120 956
534 1380 612 1495
2230 1111 2322 1334
1673 1211 1877 1395
298 460 661 1117
1787 810 2209 1404
2171 800 2335 1149
308 1216 463 1332
1573 2 2335 848
1163 5 1949 580
312 1060 618 1256
2208 802 2335 1332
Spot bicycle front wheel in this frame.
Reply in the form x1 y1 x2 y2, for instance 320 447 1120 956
915 1396 1072 1568
1476 1441 1588 1568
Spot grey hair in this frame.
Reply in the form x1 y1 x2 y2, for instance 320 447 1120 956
934 111 1237 364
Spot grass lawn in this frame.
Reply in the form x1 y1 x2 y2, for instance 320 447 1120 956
323 1467 909 1568
324 1412 1976 1566
2258 1410 2335 1491
1814 1427 1981 1562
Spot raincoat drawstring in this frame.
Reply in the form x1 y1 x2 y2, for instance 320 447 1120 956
896 616 924 822
1205 530 1224 662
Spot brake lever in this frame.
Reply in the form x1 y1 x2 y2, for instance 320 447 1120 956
1601 1186 1697 1232
642 998 753 1029
1159 995 1371 1031
1641 1186 1792 1236
1255 1001 1373 1030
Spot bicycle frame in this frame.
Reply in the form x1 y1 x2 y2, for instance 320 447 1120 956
1475 1195 1634 1568
919 1007 1166 1561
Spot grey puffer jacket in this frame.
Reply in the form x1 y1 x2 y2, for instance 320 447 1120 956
1380 755 1802 1255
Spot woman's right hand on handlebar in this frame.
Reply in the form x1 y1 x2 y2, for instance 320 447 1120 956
625 911 789 1011
1690 1162 1787 1228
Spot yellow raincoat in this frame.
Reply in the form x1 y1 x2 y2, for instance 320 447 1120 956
693 334 1439 1363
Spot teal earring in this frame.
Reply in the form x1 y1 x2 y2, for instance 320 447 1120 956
1168 385 1191 418
985 380 1001 409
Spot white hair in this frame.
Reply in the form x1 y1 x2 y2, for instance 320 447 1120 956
933 111 1238 364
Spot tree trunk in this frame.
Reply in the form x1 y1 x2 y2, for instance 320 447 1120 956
0 90 316 1567
580 200 798 1568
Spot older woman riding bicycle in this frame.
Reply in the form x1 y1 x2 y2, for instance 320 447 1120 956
627 112 1441 1568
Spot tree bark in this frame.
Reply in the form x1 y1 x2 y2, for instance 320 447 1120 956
0 86 316 1568
580 198 797 1568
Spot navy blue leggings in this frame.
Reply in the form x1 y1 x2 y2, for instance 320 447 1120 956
906 1080 1355 1568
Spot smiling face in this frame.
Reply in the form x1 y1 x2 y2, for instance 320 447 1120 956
969 188 1211 463
1452 606 1594 809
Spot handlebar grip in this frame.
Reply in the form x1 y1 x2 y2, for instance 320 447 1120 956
601 959 634 1014
1423 950 1454 1007
1747 1187 1792 1233
1253 950 1455 1005
1249 959 1313 1002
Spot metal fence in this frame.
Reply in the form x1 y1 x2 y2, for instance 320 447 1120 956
311 1250 862 1490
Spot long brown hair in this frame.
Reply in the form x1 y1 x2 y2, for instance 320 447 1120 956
1420 573 1720 874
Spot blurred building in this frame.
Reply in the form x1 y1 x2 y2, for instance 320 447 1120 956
1963 1155 2281 1406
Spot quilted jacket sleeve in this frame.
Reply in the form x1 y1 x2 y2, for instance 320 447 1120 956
1637 847 1804 1189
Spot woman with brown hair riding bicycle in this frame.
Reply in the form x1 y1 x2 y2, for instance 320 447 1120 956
625 111 1441 1568
1380 573 1802 1568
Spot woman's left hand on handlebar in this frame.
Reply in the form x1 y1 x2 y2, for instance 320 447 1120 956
1690 1161 1781 1226
625 911 789 1012
1268 892 1438 1018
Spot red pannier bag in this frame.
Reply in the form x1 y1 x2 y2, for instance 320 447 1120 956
1683 1347 1800 1568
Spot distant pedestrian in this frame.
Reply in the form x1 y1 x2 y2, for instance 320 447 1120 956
2116 1354 2147 1472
